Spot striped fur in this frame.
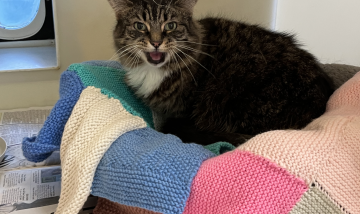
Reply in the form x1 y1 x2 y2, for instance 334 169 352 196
108 0 334 145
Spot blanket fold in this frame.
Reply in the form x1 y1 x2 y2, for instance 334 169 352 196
22 71 85 162
22 61 154 163
55 87 147 214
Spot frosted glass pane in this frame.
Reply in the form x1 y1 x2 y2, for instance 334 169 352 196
0 0 41 30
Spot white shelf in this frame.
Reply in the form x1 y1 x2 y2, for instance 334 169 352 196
0 45 58 72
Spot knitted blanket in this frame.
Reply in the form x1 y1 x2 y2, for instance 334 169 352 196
22 61 360 214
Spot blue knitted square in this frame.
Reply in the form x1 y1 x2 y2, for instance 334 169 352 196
22 71 85 162
91 127 215 214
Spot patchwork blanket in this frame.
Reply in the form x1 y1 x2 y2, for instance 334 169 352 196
22 61 360 214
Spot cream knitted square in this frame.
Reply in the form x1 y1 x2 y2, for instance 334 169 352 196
55 87 147 214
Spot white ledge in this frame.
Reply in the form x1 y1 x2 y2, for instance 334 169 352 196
0 45 58 72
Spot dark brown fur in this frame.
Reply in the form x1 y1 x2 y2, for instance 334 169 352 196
108 0 334 146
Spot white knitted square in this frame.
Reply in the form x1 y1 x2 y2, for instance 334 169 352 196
55 86 147 214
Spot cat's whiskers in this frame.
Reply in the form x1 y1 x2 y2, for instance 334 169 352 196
117 46 139 61
166 53 171 71
129 56 138 70
127 50 139 69
172 49 198 86
124 47 140 67
173 50 187 90
169 50 185 90
112 44 136 57
174 47 216 79
117 45 138 57
177 44 215 59
134 51 142 68
127 49 144 70
169 50 186 90
107 44 138 62
102 44 138 68
108 51 120 62
133 50 143 69
169 49 181 72
177 48 194 67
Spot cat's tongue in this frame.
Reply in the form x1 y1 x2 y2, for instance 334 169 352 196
149 52 162 61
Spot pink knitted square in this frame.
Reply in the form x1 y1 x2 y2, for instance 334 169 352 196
183 150 307 214
238 72 360 213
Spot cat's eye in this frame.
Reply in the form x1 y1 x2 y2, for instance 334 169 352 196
134 22 146 31
164 22 177 31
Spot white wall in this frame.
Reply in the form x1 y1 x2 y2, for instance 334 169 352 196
276 0 360 67
195 0 277 28
0 0 276 110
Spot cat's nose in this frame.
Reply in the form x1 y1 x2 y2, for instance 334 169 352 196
151 41 162 49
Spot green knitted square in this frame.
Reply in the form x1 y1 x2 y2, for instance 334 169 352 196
204 142 236 155
68 63 154 128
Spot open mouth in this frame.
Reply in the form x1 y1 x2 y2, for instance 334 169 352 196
145 51 166 65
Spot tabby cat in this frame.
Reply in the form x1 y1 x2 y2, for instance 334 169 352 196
107 0 334 146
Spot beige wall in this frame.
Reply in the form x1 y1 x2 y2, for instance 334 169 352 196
0 0 116 110
0 0 276 110
195 0 277 28
276 0 360 67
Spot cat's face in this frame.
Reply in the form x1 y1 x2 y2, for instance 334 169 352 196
108 0 201 70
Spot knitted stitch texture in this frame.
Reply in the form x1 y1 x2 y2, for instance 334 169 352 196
68 63 154 127
83 60 124 70
93 197 160 214
289 187 343 214
22 61 359 214
91 127 215 214
54 87 147 214
239 72 360 213
183 150 308 214
22 61 153 163
22 71 85 162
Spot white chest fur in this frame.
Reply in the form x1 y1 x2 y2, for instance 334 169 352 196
125 64 170 98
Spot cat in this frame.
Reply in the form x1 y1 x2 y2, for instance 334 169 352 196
107 0 334 146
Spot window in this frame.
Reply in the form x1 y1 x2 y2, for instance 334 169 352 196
0 0 57 72
0 0 46 40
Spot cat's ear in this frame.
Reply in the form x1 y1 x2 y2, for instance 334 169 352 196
174 0 198 12
108 0 134 16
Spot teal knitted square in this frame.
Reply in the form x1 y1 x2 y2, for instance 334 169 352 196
68 63 154 128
